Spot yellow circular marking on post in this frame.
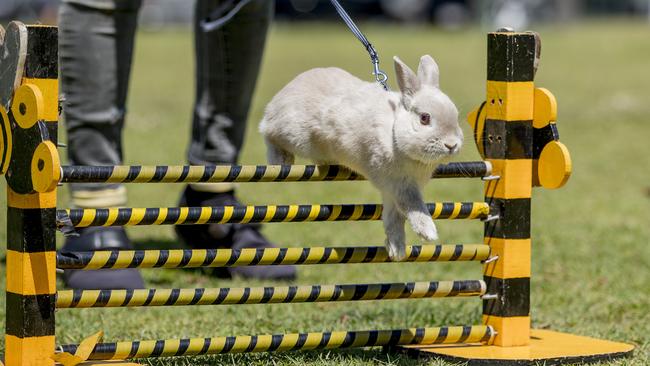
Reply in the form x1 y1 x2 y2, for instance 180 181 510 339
31 141 60 193
533 88 557 129
12 83 45 129
467 103 487 157
538 141 572 189
0 106 12 175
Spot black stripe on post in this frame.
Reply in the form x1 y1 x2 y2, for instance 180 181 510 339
125 166 142 182
150 340 165 357
199 339 211 355
122 290 134 307
341 332 356 348
483 276 530 317
388 330 402 345
324 166 340 180
434 327 448 343
278 165 293 180
214 288 229 304
434 162 487 178
487 32 537 82
293 333 308 350
268 334 284 352
484 198 531 239
413 328 425 344
271 248 287 265
225 165 241 182
221 337 236 354
431 245 442 260
533 123 559 159
202 250 217 267
102 251 119 269
176 166 190 183
176 339 190 356
450 245 463 261
457 326 472 343
318 332 332 348
363 246 378 263
480 327 493 343
426 281 439 297
24 26 58 79
5 292 56 337
245 336 258 352
155 250 169 267
482 120 534 160
189 289 204 305
200 166 215 182
367 330 379 346
7 208 57 252
271 206 289 222
296 247 310 264
251 166 266 181
152 166 168 182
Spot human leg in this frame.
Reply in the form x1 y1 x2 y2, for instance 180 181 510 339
59 0 144 289
177 0 295 280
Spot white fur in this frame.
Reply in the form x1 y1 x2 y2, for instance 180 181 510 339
259 55 463 260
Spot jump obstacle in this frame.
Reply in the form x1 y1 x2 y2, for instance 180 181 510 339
0 22 635 365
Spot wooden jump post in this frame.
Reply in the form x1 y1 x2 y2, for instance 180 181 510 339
0 22 634 365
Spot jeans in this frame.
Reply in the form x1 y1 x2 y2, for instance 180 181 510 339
58 0 273 206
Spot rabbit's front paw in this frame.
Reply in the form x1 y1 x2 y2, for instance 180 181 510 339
407 212 438 241
385 238 407 261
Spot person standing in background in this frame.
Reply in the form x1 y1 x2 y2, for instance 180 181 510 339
59 0 296 289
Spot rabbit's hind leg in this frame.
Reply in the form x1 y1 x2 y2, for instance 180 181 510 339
266 142 295 165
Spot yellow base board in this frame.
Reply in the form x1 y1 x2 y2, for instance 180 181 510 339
396 329 634 365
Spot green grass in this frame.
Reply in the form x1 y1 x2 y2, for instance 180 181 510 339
1 20 650 365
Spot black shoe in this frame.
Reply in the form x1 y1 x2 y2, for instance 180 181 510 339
175 186 297 281
61 227 145 290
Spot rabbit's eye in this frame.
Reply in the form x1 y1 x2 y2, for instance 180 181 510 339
420 113 431 125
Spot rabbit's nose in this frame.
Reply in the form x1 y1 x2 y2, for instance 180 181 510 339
444 143 457 152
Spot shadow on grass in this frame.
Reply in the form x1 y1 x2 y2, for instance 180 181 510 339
143 347 434 366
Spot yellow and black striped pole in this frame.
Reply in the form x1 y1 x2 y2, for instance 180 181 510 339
57 326 495 360
61 202 489 227
2 23 59 366
59 161 492 184
479 31 537 346
56 244 491 270
56 280 486 308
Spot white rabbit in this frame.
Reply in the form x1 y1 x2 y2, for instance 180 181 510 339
259 55 463 260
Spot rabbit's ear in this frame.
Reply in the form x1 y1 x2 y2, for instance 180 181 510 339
394 56 421 96
418 55 440 88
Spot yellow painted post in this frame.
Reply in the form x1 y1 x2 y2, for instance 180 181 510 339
2 23 59 366
481 31 537 347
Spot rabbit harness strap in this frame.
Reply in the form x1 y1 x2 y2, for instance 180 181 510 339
329 0 390 91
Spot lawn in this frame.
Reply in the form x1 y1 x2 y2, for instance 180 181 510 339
1 20 649 365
